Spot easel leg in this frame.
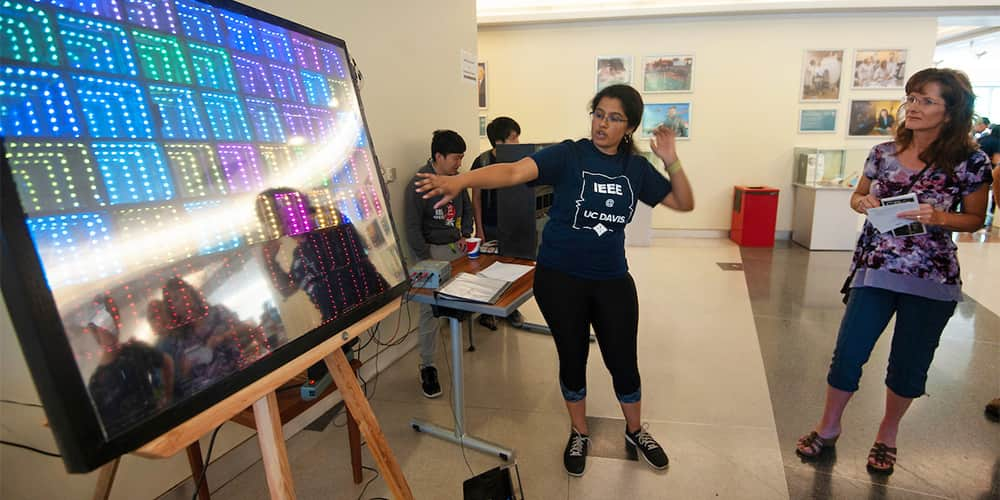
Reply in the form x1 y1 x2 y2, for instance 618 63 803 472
253 392 296 500
347 359 363 484
91 456 120 500
185 442 212 500
325 348 413 500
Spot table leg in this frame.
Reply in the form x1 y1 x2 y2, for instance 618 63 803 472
410 317 514 461
185 442 212 500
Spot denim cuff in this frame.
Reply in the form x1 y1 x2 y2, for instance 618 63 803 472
616 388 641 404
560 382 587 402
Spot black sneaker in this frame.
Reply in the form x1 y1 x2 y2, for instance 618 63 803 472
420 366 442 398
477 314 498 331
626 424 668 470
563 428 590 476
507 309 524 328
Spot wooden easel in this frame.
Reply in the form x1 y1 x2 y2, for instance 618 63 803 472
95 301 413 500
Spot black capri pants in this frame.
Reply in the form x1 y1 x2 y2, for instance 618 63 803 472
533 265 641 403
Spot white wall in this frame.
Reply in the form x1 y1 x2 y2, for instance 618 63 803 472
0 1 477 499
478 15 938 231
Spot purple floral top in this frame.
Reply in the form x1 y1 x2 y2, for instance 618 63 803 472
849 142 993 301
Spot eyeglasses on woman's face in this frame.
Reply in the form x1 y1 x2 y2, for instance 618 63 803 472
591 109 628 125
904 95 944 108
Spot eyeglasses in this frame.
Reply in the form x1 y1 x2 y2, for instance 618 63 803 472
903 95 944 108
591 110 627 124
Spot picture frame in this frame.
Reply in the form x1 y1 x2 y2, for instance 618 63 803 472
852 49 907 89
848 99 903 137
642 55 694 93
479 115 487 137
800 49 843 101
799 109 838 133
640 103 691 140
596 55 632 91
477 61 487 109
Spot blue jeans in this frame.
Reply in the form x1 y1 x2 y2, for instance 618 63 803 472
827 286 956 399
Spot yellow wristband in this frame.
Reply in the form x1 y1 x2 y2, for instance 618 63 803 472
665 158 683 175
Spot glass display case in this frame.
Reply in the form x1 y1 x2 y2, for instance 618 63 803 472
793 147 847 186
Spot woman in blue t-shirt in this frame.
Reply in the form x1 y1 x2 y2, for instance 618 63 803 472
794 68 992 475
415 84 694 476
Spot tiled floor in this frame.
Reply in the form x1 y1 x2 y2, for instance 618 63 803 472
210 238 999 500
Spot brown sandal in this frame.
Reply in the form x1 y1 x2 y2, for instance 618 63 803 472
795 431 839 458
866 442 897 474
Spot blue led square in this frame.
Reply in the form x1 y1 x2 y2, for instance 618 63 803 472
122 0 178 34
268 63 304 102
315 41 347 78
91 142 175 204
183 200 242 255
257 23 294 64
220 11 260 55
149 84 207 139
71 74 153 139
175 0 222 45
232 54 274 98
244 98 286 143
2 1 61 66
56 13 138 76
188 42 237 92
0 66 80 138
300 71 331 106
29 0 122 20
201 91 251 141
281 104 333 143
26 212 119 287
290 32 320 71
7 141 107 213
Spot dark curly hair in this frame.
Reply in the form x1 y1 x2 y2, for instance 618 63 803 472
895 68 978 175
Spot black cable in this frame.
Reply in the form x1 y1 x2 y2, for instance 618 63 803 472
0 399 44 408
440 332 476 477
0 440 61 458
356 464 380 500
191 426 222 500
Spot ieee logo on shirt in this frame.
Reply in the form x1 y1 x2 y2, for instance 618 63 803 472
573 172 635 236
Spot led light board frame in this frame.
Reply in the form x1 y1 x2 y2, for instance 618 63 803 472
0 0 408 472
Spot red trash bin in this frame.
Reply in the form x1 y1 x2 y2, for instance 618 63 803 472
730 186 779 247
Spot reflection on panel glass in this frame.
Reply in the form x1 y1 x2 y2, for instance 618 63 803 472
1 0 406 439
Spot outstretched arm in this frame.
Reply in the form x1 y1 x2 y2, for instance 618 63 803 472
650 126 694 211
416 157 539 209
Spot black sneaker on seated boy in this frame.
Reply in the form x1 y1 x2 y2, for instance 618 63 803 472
625 424 668 470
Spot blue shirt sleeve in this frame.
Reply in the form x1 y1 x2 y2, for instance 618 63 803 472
529 140 573 186
635 156 672 206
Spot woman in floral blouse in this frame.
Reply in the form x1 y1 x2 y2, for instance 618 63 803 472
795 68 993 474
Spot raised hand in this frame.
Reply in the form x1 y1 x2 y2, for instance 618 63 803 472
415 172 464 209
649 125 678 165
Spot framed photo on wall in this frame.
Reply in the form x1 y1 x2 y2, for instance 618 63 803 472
848 99 903 136
477 62 487 109
479 115 487 137
642 55 694 93
799 109 837 133
800 49 843 101
852 49 906 89
596 55 632 91
641 103 691 139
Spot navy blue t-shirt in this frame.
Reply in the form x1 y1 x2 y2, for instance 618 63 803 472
530 139 672 279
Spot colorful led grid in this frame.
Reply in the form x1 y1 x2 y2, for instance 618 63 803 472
148 84 207 139
187 42 237 92
56 12 138 76
91 142 174 204
272 190 312 236
300 71 331 107
231 54 274 98
132 29 192 84
308 188 341 229
256 144 293 178
367 184 384 217
71 74 153 139
327 78 355 111
281 104 333 143
2 1 61 66
268 62 304 102
182 200 242 255
316 41 347 78
244 97 286 143
112 203 193 263
26 212 118 287
201 91 251 141
256 23 293 64
219 11 260 55
122 0 178 34
163 143 225 197
174 0 222 45
31 0 123 21
216 143 263 193
7 141 105 212
0 66 80 137
289 32 321 72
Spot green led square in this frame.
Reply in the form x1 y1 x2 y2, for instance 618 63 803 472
132 29 192 84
